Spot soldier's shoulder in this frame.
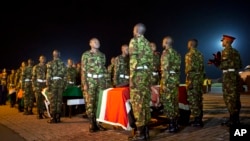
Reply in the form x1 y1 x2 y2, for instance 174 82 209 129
82 50 91 56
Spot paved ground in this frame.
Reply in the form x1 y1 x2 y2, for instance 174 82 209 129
0 93 249 141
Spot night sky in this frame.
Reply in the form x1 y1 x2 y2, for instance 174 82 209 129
1 0 250 83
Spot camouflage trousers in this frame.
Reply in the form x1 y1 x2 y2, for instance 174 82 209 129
152 72 160 85
84 77 105 118
130 70 151 126
222 72 241 115
23 82 34 110
34 82 46 114
160 74 179 119
48 80 64 115
186 73 203 117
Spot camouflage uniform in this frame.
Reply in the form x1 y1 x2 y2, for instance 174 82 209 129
152 51 161 85
66 67 77 87
81 50 107 119
113 55 129 86
21 65 34 114
160 47 181 119
185 48 205 119
0 70 7 105
46 58 67 121
15 68 22 90
7 71 16 88
129 35 153 127
32 63 47 117
219 46 242 123
107 63 114 86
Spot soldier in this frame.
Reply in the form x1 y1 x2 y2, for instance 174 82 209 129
107 57 116 86
185 39 205 127
113 44 129 87
21 59 35 115
150 42 161 85
160 36 181 132
32 55 47 119
16 61 26 112
46 50 67 123
129 23 153 140
0 68 8 105
81 38 108 132
218 35 242 126
66 59 77 87
8 69 16 107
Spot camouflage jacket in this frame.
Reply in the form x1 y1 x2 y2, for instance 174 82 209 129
161 47 181 78
7 73 15 86
66 67 77 84
113 54 129 85
81 50 107 86
15 68 22 87
185 48 204 75
219 46 242 70
46 58 67 82
129 35 153 78
153 52 161 72
32 63 47 86
1 72 7 85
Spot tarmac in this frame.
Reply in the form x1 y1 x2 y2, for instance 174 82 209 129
0 92 250 141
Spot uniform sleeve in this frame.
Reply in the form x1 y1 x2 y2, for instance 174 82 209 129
129 38 138 80
81 53 87 86
185 53 192 74
32 66 37 87
113 56 119 86
219 49 229 70
46 62 52 82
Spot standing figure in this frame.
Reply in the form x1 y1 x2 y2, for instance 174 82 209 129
66 59 77 87
16 61 26 112
0 68 8 105
185 39 205 127
160 36 181 132
32 55 47 119
129 23 153 140
22 59 34 115
46 50 67 123
113 44 130 87
107 57 116 86
8 69 16 107
81 38 107 132
219 35 242 126
150 42 161 85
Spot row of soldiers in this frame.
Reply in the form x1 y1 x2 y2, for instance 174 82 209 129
0 52 81 123
86 23 242 141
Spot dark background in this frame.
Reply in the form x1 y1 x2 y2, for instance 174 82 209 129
1 0 249 83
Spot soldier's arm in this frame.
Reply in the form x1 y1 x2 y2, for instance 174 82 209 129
46 62 52 86
113 57 119 86
32 66 37 88
219 49 229 70
81 53 87 87
129 39 138 86
185 53 192 74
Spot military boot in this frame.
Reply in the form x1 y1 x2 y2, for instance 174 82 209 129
47 114 56 123
89 117 98 133
168 119 178 133
221 114 233 127
55 113 61 123
28 108 34 115
23 108 29 115
231 113 240 127
128 126 146 141
191 116 203 127
144 125 150 140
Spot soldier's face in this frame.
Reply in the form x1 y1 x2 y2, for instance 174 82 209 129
162 38 172 49
21 62 26 67
111 58 116 64
39 56 46 63
122 46 129 55
133 26 138 37
68 60 73 66
150 43 156 51
221 39 231 48
89 39 100 49
187 41 195 49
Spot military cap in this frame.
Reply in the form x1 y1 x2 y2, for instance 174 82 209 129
221 35 236 42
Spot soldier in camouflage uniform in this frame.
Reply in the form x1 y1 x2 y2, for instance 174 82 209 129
107 57 116 86
219 35 242 127
81 38 108 132
160 36 181 132
0 68 8 105
46 50 67 123
32 55 47 119
185 39 205 127
113 44 129 87
150 42 161 85
8 69 16 107
21 59 34 115
66 59 77 87
15 61 26 112
129 23 153 140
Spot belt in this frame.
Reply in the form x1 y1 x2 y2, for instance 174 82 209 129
223 69 235 73
136 65 148 70
24 79 32 82
152 72 158 76
119 74 129 79
87 73 103 78
37 79 46 83
68 81 74 84
52 76 62 80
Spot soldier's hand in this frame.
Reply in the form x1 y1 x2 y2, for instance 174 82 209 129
83 84 88 91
